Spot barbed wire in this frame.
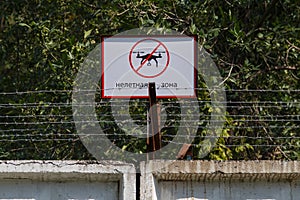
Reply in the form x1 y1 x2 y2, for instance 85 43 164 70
1 88 300 95
1 119 300 126
0 88 299 152
0 100 299 105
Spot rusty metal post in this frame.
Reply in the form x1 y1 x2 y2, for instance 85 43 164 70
147 82 161 159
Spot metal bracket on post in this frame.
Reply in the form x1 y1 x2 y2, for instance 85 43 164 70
147 82 161 159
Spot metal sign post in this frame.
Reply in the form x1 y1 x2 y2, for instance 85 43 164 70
101 35 197 160
147 82 161 159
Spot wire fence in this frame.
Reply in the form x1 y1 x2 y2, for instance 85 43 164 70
0 88 299 160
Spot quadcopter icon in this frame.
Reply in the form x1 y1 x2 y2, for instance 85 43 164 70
133 51 166 67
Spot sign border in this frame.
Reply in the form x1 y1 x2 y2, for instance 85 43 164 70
101 35 198 99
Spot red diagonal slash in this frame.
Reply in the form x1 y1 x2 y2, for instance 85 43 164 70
136 43 162 72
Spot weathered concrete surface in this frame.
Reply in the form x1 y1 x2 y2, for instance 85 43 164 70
0 160 136 200
140 160 300 200
0 180 119 200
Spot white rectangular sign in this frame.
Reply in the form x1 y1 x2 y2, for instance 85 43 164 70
101 35 197 98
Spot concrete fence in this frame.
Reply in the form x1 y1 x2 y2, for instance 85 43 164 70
0 160 136 200
140 161 300 200
0 160 299 200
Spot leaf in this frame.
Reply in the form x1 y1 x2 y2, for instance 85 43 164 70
18 23 31 29
84 29 92 39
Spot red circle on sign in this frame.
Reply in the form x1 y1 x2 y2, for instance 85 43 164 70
129 38 170 78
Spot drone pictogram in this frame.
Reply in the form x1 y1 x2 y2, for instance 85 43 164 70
129 38 170 78
132 51 166 67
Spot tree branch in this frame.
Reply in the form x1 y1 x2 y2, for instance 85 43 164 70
273 66 297 70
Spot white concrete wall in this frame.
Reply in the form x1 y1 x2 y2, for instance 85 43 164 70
0 180 118 200
1 160 299 200
158 179 300 200
0 160 136 200
140 161 300 200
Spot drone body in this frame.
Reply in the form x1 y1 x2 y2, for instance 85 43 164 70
133 51 165 67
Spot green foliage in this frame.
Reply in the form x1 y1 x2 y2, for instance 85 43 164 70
0 0 299 160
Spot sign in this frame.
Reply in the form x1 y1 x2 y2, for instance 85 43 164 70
101 35 197 98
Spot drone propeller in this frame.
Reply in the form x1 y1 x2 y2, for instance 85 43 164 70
155 51 166 53
132 51 145 53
